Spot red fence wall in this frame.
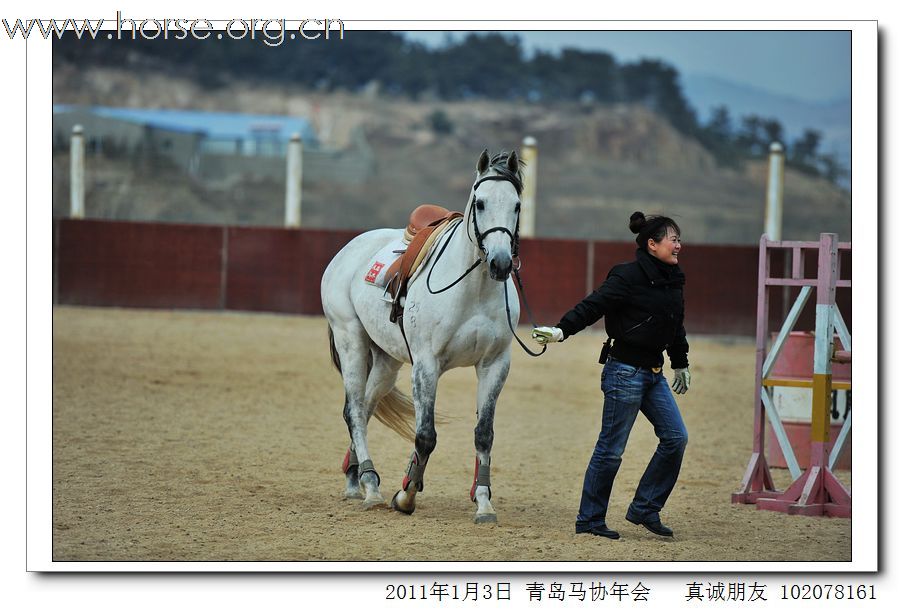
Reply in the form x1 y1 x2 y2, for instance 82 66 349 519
223 226 359 314
53 218 852 336
514 238 590 325
55 219 224 309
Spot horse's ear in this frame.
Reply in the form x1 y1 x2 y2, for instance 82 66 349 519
477 149 490 174
506 149 519 172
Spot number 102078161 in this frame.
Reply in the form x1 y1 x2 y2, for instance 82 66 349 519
781 584 876 600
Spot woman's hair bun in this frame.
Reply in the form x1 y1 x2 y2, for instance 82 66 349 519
629 211 646 234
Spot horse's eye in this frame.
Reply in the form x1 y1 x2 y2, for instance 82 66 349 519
515 202 521 213
475 200 485 211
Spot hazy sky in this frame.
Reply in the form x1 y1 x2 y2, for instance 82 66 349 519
401 30 852 103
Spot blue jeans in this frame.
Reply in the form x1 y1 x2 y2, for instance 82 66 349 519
576 358 688 530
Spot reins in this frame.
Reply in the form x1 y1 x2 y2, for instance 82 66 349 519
417 173 546 357
425 218 482 295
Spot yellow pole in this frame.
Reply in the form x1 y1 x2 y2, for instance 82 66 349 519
519 136 538 238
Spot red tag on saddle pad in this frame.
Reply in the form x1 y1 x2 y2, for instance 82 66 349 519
365 261 385 284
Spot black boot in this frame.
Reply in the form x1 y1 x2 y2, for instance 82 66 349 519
576 524 620 540
626 514 673 537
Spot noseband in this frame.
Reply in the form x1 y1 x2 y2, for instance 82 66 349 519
468 174 520 260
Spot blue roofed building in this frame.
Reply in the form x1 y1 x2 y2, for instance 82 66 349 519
53 105 375 188
53 105 320 176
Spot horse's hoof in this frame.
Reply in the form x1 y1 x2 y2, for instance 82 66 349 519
362 495 386 510
343 489 364 500
390 490 416 515
474 513 497 524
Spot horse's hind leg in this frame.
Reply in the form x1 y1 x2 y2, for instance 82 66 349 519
341 348 402 500
391 359 439 515
335 329 386 509
341 402 363 500
470 353 511 523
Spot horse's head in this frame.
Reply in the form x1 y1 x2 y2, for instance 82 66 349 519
469 149 524 282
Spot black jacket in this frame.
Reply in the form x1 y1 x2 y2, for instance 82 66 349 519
556 249 689 369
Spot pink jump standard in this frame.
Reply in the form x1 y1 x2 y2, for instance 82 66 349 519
731 233 852 518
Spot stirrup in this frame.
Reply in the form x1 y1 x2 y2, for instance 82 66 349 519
381 274 399 304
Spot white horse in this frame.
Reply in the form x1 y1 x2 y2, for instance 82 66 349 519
320 149 523 523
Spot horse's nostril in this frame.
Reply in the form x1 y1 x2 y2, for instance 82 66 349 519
489 256 512 279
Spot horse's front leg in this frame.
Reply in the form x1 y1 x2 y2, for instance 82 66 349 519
391 359 439 515
471 352 510 523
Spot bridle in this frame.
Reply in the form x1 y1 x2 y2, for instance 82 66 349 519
422 171 545 357
465 174 521 265
426 172 520 295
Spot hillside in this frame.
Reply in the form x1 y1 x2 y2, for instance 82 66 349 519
682 73 852 187
52 62 851 244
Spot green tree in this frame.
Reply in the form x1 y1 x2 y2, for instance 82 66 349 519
697 106 742 168
790 129 822 165
619 60 698 135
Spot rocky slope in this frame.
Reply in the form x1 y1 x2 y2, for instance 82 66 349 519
52 63 851 244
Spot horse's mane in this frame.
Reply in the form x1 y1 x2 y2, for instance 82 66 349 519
483 151 526 196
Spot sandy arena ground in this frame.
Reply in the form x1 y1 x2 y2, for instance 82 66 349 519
52 306 852 563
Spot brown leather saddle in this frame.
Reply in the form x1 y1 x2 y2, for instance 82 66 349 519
387 204 463 322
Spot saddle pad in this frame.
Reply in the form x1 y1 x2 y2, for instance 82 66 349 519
363 239 406 287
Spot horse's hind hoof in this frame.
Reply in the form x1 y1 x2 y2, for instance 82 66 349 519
391 490 416 515
474 513 497 524
343 490 364 500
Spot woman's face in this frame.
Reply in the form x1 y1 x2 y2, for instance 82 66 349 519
648 227 681 265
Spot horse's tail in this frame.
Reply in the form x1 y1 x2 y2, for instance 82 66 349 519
373 384 452 442
328 325 342 373
374 388 417 442
328 324 417 442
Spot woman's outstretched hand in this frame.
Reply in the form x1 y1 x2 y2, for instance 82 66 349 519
531 326 564 345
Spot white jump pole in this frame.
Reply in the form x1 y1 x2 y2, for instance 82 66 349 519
519 136 538 238
765 141 789 316
284 133 303 228
764 142 784 240
70 125 85 219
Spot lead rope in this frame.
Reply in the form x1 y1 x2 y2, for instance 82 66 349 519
504 262 547 357
503 211 546 358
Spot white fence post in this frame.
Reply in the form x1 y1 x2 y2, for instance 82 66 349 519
519 136 538 238
70 125 85 219
764 141 784 240
285 133 303 228
765 141 789 315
